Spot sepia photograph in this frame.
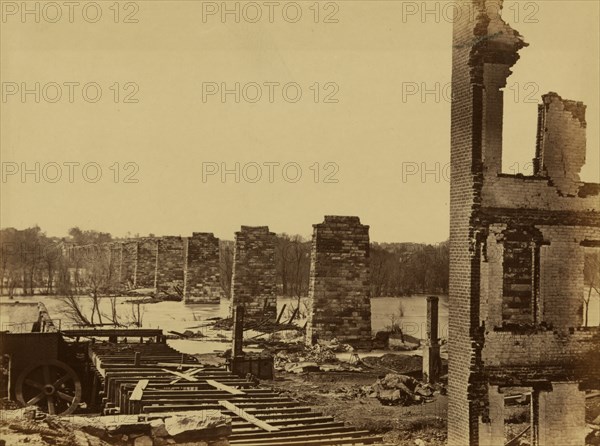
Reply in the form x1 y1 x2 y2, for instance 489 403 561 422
1 1 599 445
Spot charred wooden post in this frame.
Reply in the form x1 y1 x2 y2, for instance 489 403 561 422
422 296 441 384
233 305 244 358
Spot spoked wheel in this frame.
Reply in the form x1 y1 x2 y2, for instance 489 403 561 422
15 359 82 415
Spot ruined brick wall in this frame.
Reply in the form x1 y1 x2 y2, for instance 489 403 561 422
183 233 223 304
534 94 587 196
306 216 371 347
231 226 277 324
155 236 184 297
448 1 599 444
448 1 497 441
121 241 138 289
136 238 157 289
538 383 586 446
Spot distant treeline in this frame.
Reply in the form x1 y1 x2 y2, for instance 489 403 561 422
370 242 449 296
1 226 450 298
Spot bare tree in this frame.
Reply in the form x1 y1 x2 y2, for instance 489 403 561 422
102 296 122 326
129 301 144 327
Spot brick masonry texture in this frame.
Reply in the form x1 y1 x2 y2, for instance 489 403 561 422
230 226 277 324
183 232 223 303
136 238 158 289
448 1 600 444
306 216 371 347
64 234 225 300
155 236 184 297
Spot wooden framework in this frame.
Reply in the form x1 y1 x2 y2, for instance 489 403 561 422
89 341 385 445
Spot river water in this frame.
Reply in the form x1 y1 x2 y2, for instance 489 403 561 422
0 295 448 346
2 292 598 355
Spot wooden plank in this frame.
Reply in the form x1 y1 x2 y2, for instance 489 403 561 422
229 424 353 439
206 380 246 395
157 362 209 368
169 367 210 384
160 369 198 382
229 433 384 446
219 401 280 432
129 379 149 401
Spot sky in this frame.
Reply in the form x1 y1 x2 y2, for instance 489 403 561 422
1 0 599 243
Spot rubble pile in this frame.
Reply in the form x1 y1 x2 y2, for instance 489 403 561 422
274 343 360 374
0 408 231 446
587 415 600 446
369 373 438 406
361 353 423 375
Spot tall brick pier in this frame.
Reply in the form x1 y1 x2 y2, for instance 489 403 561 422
448 1 600 444
183 232 223 303
155 236 184 297
230 226 278 324
306 216 371 347
136 238 158 289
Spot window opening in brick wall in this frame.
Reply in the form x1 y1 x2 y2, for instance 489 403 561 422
502 228 540 326
583 246 600 327
503 388 535 446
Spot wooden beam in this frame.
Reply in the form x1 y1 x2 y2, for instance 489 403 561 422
219 401 280 432
207 380 246 395
129 379 149 401
161 369 198 382
168 367 208 384
156 362 208 368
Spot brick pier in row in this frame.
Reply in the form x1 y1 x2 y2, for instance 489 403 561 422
306 216 372 348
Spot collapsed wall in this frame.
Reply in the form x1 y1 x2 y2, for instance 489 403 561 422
183 232 223 303
448 1 600 445
306 216 371 347
230 226 277 324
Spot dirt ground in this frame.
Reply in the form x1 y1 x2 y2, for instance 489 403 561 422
196 350 448 446
3 349 598 446
269 370 447 446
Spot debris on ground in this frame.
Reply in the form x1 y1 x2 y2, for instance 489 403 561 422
0 409 231 446
273 343 361 373
389 333 421 351
368 373 441 406
587 427 600 446
361 353 423 375
325 338 355 352
209 317 303 335
167 329 205 339
372 331 390 349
